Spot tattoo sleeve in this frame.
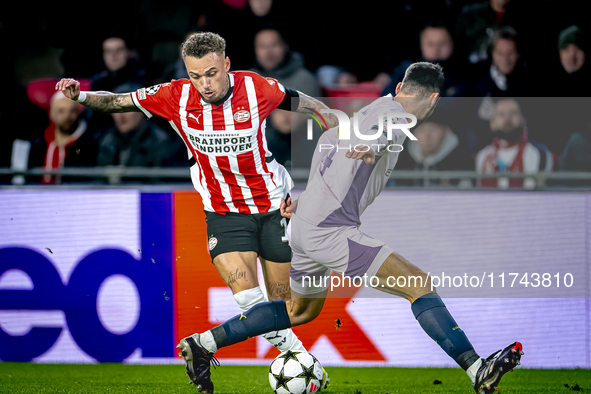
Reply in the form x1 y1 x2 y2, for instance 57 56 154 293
81 91 140 113
295 91 339 130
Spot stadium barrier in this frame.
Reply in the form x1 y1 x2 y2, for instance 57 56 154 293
0 187 589 368
2 167 591 188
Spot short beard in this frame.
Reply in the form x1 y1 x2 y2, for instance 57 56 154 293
498 127 524 143
59 120 79 136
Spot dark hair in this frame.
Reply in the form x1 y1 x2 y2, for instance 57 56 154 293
254 23 289 47
103 30 135 50
489 26 519 54
494 97 524 113
420 20 452 37
400 62 445 96
181 32 226 59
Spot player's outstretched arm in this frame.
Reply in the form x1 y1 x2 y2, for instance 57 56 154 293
295 91 338 130
55 78 140 113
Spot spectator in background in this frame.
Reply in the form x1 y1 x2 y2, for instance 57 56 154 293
561 122 591 172
221 0 285 70
249 26 320 168
537 26 591 156
89 34 149 133
316 65 358 92
476 98 553 189
28 92 96 184
555 25 590 97
393 118 473 186
250 27 319 97
382 21 470 98
159 32 196 82
96 83 180 170
92 35 149 92
497 0 588 82
472 26 529 97
135 1 218 74
249 0 274 19
455 0 513 64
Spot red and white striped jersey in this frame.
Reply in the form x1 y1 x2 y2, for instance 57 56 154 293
131 71 293 214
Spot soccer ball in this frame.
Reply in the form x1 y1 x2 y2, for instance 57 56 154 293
268 351 323 394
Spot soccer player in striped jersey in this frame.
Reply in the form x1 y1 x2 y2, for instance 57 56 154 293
56 32 335 393
176 63 523 394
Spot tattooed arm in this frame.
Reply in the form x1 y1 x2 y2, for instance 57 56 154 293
295 91 339 130
55 78 140 113
78 91 139 113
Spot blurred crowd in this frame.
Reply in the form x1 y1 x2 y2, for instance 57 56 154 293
1 0 590 187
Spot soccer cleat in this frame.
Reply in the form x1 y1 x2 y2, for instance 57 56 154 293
473 342 523 394
318 367 331 391
176 334 219 393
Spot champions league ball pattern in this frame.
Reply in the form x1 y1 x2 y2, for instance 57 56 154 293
269 351 323 394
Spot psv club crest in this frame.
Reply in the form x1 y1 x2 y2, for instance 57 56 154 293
234 109 251 123
208 236 218 251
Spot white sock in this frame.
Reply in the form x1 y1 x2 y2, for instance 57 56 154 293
198 331 217 353
234 287 268 311
234 287 307 353
263 329 307 353
466 357 483 383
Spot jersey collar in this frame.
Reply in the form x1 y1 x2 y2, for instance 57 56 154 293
200 73 234 107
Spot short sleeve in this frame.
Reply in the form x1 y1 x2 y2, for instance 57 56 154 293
131 82 176 120
252 74 287 119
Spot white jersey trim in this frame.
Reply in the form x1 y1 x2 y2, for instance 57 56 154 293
176 84 214 212
244 76 276 197
222 95 259 214
131 91 153 119
202 96 238 213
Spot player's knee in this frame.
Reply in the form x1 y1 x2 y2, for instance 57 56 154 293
406 274 437 303
394 271 435 303
286 299 321 327
289 308 319 327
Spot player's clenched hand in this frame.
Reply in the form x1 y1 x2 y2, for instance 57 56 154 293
345 144 376 165
280 197 292 219
55 78 81 100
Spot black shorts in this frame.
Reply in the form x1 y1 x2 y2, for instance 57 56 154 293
205 208 291 263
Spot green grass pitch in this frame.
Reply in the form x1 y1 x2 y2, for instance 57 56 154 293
0 363 590 393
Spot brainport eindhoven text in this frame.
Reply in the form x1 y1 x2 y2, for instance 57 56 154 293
188 134 254 154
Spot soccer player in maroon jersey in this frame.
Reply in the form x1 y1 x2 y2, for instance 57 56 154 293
56 32 336 393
